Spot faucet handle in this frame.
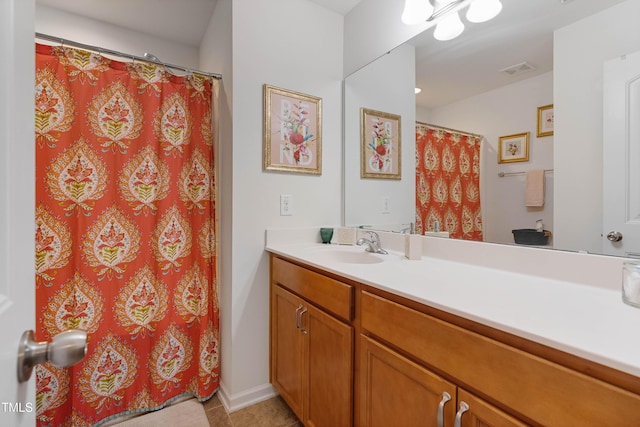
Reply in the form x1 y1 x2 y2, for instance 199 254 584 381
363 230 379 243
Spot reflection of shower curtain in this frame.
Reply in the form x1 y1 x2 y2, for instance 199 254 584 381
415 123 483 241
34 43 220 426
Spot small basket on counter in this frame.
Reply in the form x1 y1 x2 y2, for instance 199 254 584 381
512 228 551 246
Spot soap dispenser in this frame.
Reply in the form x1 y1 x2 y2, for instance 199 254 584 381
535 219 543 232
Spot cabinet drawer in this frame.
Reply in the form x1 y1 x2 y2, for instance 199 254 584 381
272 256 353 321
361 290 640 426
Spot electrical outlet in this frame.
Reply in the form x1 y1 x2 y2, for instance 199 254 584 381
280 194 293 216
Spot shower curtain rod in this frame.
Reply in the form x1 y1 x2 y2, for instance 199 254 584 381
35 32 222 80
498 169 554 177
417 121 484 140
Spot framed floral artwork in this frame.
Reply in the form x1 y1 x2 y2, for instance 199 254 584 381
537 104 554 137
498 132 530 163
263 84 322 174
360 108 401 179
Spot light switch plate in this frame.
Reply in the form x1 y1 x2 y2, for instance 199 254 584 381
382 197 391 214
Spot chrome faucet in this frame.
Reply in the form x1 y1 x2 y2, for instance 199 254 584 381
357 231 388 255
400 222 415 234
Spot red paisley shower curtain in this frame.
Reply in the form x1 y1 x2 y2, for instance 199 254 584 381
415 123 483 241
34 43 220 426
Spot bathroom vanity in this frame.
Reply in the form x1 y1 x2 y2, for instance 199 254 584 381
267 230 640 427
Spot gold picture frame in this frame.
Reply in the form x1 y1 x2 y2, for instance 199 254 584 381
498 132 530 163
537 104 554 137
360 108 401 179
263 84 322 175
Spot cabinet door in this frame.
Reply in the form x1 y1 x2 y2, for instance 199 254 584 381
271 285 305 419
304 302 354 427
456 389 528 427
359 335 456 427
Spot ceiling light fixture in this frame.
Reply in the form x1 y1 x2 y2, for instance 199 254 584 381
401 0 434 25
466 0 502 23
433 10 464 41
428 0 467 22
401 0 502 41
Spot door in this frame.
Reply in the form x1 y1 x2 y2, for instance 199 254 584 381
305 301 353 427
456 389 527 427
271 285 305 420
0 0 36 425
359 335 456 427
603 50 640 257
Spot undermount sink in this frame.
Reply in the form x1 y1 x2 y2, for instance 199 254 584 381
306 246 386 264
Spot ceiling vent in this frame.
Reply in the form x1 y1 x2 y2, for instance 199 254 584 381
499 62 536 76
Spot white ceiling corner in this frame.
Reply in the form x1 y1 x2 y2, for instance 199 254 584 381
307 0 362 15
36 0 219 46
35 0 360 49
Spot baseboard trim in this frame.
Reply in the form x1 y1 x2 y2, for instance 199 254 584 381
217 381 277 413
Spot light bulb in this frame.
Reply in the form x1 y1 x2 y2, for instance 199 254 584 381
401 0 434 25
433 11 464 41
466 0 502 23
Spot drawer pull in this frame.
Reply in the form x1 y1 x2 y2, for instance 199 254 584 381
295 304 303 329
437 392 451 427
299 307 308 334
454 401 469 427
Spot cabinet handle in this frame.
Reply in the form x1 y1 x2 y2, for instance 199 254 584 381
299 307 308 334
437 392 451 427
454 401 469 427
295 304 303 329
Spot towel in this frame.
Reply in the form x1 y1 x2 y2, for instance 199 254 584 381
525 170 545 207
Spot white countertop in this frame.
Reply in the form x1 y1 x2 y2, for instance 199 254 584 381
265 229 640 379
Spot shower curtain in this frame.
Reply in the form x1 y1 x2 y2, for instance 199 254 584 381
415 123 483 241
34 43 220 426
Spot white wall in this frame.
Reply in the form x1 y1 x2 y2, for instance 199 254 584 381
199 0 234 410
422 72 554 245
35 5 200 68
344 44 416 228
214 0 344 410
554 0 640 254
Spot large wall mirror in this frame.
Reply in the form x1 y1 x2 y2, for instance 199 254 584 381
344 0 640 258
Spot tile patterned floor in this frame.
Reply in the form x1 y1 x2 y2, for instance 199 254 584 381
203 394 303 427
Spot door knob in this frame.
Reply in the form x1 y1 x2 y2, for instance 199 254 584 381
607 231 623 242
17 329 88 383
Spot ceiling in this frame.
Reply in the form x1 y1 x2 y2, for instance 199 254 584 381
36 0 628 108
412 0 628 108
36 0 220 46
35 0 362 46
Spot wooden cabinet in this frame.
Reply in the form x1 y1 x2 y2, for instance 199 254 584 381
271 284 305 417
359 334 456 427
358 330 521 427
456 389 527 427
360 289 640 427
270 257 354 427
269 254 640 427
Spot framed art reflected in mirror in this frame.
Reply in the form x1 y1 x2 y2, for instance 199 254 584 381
498 132 530 164
537 104 554 137
360 107 401 179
